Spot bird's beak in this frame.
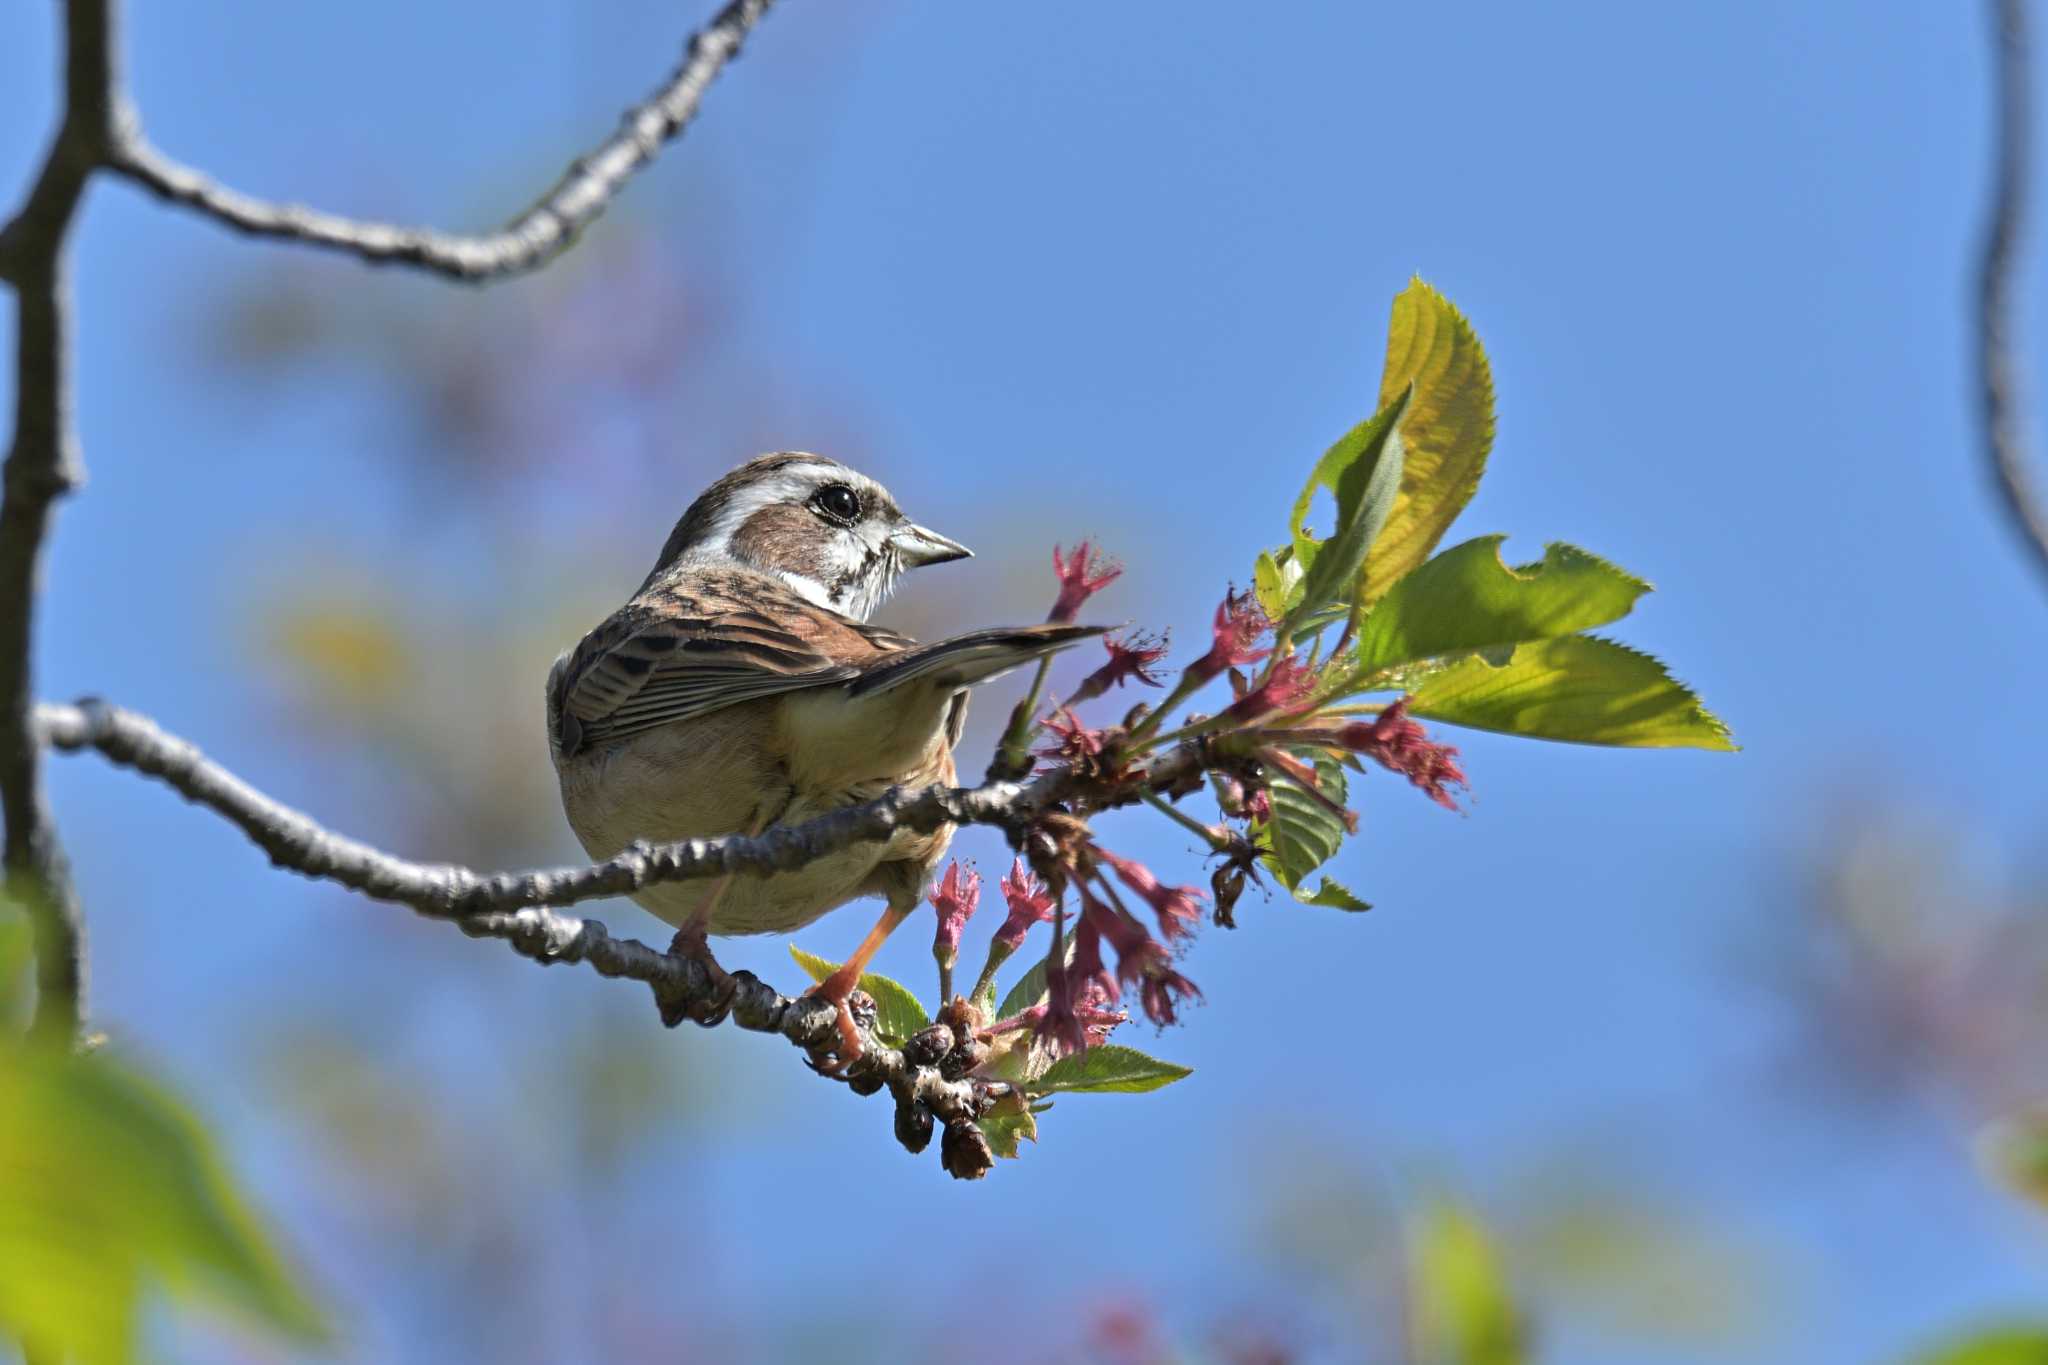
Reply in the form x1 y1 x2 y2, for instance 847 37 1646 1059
889 522 973 567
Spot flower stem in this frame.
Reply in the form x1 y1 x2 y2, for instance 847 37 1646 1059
989 656 1056 779
969 937 1017 1008
1129 669 1206 746
1139 789 1228 851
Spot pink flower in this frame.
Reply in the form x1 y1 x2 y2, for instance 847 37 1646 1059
1079 889 1201 1027
1023 895 1130 1059
1048 541 1122 623
1188 587 1273 684
1081 887 1159 977
1067 912 1121 1004
1005 1000 1126 1052
1095 847 1204 942
1139 966 1202 1027
1037 706 1107 760
1220 655 1317 726
994 858 1055 951
926 861 981 968
1335 697 1468 811
1067 631 1169 705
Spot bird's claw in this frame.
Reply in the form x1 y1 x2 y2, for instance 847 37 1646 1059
802 981 875 1072
665 927 739 1028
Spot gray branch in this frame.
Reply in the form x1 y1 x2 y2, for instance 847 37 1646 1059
1982 0 2048 589
34 698 1069 916
105 0 777 281
36 697 1207 1176
0 0 123 1045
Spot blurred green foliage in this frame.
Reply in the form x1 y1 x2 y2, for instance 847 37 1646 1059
1407 1200 1527 1365
1904 1328 2048 1365
0 902 327 1363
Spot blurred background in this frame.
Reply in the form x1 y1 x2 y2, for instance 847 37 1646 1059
5 2 2048 1361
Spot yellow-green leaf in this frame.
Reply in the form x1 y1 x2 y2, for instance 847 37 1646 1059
1903 1329 2048 1365
788 946 931 1045
1355 536 1650 676
1032 1044 1192 1095
1405 636 1734 750
0 1046 328 1365
1253 545 1305 623
1286 386 1412 631
1364 278 1496 603
0 896 30 1026
1297 877 1371 911
977 1092 1040 1158
1409 1200 1528 1365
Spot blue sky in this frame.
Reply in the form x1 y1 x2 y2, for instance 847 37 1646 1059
6 3 2046 1361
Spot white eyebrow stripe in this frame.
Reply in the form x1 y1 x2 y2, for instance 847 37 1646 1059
689 463 840 559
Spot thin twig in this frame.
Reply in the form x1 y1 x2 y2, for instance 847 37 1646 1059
105 0 778 282
1981 0 2048 588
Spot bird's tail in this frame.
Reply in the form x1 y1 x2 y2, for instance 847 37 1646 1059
846 623 1105 697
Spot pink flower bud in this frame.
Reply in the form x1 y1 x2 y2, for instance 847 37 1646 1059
1067 631 1169 705
995 858 1055 951
926 861 981 967
1219 655 1317 726
1187 586 1273 684
1048 541 1122 624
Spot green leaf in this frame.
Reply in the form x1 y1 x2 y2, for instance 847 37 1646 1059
1903 1329 2048 1365
1355 536 1650 676
1296 877 1372 911
977 1094 1040 1158
997 956 1049 1021
1364 277 1496 604
1405 636 1735 750
1032 1044 1192 1095
1285 385 1413 630
1257 754 1351 893
788 945 931 1045
0 1045 329 1365
0 896 31 1026
1253 545 1306 623
1409 1200 1528 1365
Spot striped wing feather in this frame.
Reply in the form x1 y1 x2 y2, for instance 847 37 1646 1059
551 567 1101 756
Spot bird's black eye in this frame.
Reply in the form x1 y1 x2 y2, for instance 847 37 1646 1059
810 482 862 526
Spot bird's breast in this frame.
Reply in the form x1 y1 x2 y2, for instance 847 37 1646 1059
551 695 957 937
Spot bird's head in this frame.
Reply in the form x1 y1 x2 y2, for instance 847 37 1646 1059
645 452 971 619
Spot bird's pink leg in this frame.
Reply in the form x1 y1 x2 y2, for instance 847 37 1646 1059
806 898 915 1063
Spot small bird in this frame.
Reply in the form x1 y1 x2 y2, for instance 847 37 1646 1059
547 452 1098 1054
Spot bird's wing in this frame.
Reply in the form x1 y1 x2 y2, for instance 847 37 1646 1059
550 569 896 756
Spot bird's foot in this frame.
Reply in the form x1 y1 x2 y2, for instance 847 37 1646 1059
664 926 740 1028
803 963 872 1069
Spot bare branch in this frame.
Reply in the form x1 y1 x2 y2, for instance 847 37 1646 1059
0 0 126 1045
36 697 1213 1176
1981 0 2048 589
104 0 778 281
36 697 1204 915
35 699 1054 915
